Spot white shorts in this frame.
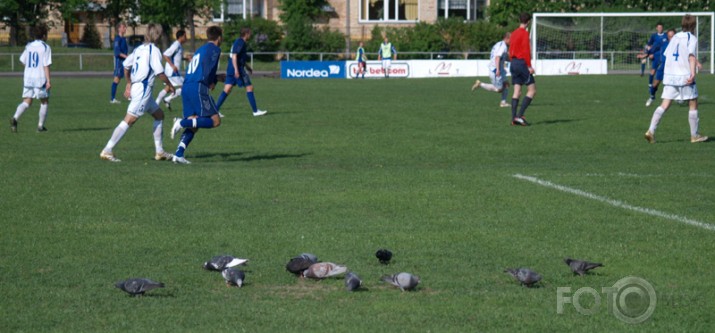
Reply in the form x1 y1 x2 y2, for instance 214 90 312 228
22 86 49 99
662 84 698 101
127 83 160 118
382 59 392 69
168 75 184 87
489 70 505 90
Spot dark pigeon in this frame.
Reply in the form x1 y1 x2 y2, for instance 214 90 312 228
286 256 314 275
381 272 419 291
222 268 246 287
299 253 319 263
375 249 393 264
564 258 603 276
203 255 248 271
345 272 362 291
504 268 542 288
115 278 165 296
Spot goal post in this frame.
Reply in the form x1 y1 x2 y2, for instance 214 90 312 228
532 12 715 74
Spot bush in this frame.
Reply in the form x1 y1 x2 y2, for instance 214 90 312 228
81 16 103 49
223 18 283 61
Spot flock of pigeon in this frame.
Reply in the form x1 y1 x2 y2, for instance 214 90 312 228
114 251 603 296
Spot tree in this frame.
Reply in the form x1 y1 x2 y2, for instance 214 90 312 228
279 0 344 57
0 0 54 46
133 0 218 48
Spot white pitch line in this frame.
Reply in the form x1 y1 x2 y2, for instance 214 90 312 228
512 173 715 232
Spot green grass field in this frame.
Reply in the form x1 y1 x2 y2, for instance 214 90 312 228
2 75 714 332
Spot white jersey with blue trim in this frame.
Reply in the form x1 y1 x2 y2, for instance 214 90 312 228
20 40 52 88
163 40 183 76
488 40 508 72
123 43 164 86
664 32 697 77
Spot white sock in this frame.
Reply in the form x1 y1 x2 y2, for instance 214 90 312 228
648 106 666 133
166 88 182 102
38 103 48 127
688 110 699 137
480 83 499 92
104 121 130 153
14 102 29 120
153 120 163 153
155 89 168 105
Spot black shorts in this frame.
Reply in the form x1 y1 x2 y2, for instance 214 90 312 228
510 59 535 86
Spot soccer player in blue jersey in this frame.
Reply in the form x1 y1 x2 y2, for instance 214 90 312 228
99 24 175 162
356 41 367 79
215 27 267 117
646 29 675 107
645 23 667 104
110 22 128 104
169 26 226 164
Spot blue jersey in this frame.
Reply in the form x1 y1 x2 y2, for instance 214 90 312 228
226 38 249 77
647 32 667 56
185 42 221 86
113 35 128 60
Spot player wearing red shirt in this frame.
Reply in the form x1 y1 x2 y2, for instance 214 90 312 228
509 13 536 126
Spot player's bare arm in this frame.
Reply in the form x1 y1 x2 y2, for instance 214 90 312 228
44 66 51 90
245 63 253 75
123 67 132 99
232 54 240 78
164 55 178 72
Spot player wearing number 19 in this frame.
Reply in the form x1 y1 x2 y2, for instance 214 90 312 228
99 24 176 162
644 14 708 144
170 26 225 164
11 25 52 133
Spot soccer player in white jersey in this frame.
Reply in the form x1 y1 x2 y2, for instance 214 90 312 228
155 30 189 110
472 32 511 108
100 24 176 162
11 25 52 133
644 14 708 144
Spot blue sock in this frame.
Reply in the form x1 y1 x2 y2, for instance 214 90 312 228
180 118 214 129
246 92 258 113
640 63 646 75
175 130 196 157
111 82 118 101
649 86 656 98
501 89 509 102
648 74 654 86
216 91 228 110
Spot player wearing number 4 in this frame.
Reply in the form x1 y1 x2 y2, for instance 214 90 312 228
155 30 189 110
215 27 266 117
644 14 708 144
11 25 52 133
472 32 511 108
169 26 226 164
99 24 176 162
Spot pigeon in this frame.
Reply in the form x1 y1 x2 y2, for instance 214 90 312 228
381 272 420 291
375 249 393 264
564 258 603 276
203 255 249 271
221 268 246 287
504 268 542 288
299 253 319 263
302 262 348 279
345 272 362 291
286 256 315 275
115 278 165 296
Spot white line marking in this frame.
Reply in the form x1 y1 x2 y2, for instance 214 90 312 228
513 173 715 232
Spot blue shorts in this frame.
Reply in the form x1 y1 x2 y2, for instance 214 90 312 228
651 57 661 70
224 68 251 87
113 58 125 78
182 82 218 118
510 59 535 86
656 67 664 81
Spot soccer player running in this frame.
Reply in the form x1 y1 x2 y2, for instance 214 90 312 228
356 41 367 79
170 26 226 164
11 25 52 133
155 30 189 110
214 27 267 117
378 36 397 78
644 14 707 144
472 31 511 108
645 29 675 107
99 24 176 162
645 23 667 107
110 22 128 104
509 13 536 126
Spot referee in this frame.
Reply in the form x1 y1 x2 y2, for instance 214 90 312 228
509 12 536 126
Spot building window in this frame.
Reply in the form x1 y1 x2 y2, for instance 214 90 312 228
359 0 419 22
437 0 485 21
213 0 263 22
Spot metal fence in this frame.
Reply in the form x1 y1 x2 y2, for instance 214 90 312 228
1 51 704 73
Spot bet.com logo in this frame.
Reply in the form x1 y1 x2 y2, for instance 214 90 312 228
557 276 656 324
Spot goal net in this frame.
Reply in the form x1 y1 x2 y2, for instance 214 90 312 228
532 12 714 74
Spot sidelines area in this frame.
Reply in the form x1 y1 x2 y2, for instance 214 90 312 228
512 173 715 232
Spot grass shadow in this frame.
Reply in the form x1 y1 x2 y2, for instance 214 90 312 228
536 119 582 125
194 152 311 162
62 127 113 132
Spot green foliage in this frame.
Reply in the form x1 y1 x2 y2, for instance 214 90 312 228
278 0 345 58
80 16 103 49
223 18 283 61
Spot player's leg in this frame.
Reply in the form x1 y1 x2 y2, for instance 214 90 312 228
241 74 266 116
110 64 123 103
37 97 49 132
500 81 510 107
149 106 173 160
12 94 33 132
645 86 676 143
216 83 234 110
517 80 536 120
156 86 170 105
684 86 707 142
101 113 139 162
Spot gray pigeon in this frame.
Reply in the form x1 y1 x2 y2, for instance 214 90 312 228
381 272 419 291
504 268 542 288
286 256 315 275
345 272 362 291
302 262 348 279
221 268 246 287
299 253 319 263
564 258 603 276
203 255 249 271
115 278 165 296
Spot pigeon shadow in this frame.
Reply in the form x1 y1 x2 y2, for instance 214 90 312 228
193 151 310 162
62 127 113 132
131 292 176 298
535 118 582 126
